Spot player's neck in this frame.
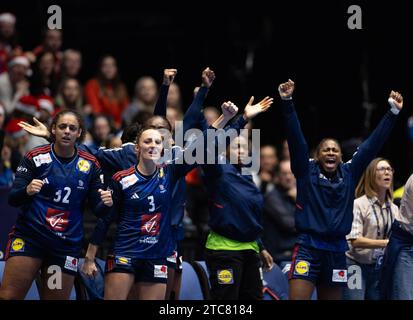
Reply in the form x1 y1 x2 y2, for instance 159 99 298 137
53 143 76 158
137 158 156 176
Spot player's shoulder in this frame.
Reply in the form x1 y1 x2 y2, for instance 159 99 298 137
78 149 100 168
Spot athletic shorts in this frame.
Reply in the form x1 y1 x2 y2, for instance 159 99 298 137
5 234 79 276
105 254 168 284
288 244 347 287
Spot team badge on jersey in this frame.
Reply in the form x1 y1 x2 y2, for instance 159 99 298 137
46 208 70 232
217 269 234 284
154 265 168 278
140 213 161 236
11 238 25 252
77 159 91 173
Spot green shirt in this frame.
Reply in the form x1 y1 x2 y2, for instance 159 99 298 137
205 231 259 253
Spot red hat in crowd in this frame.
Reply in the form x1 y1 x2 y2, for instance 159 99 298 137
15 95 55 117
15 95 38 116
4 118 27 138
8 54 32 76
37 95 54 115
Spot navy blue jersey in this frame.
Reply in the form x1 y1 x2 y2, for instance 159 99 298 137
203 162 264 242
91 163 191 259
8 144 105 253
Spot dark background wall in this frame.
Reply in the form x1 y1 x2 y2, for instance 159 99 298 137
2 0 412 186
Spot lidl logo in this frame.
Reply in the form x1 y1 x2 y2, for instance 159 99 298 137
11 238 25 252
217 269 234 284
294 260 310 276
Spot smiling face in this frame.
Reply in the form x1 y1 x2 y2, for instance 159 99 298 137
136 129 163 162
52 113 82 148
375 160 394 192
316 139 342 173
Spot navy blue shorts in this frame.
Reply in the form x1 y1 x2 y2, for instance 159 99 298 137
105 254 168 284
5 234 79 276
288 244 347 287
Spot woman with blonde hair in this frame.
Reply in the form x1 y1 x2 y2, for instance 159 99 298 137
344 157 399 300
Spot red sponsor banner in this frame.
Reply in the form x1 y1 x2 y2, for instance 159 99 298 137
46 208 70 232
140 213 161 236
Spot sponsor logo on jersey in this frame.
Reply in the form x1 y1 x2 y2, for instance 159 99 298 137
115 256 131 266
33 153 52 167
140 213 161 236
77 159 91 173
294 260 310 276
16 166 28 173
159 168 164 178
46 208 70 232
64 256 78 272
138 236 158 244
11 238 25 252
217 269 234 284
154 265 168 278
332 269 348 282
42 177 49 184
120 174 139 190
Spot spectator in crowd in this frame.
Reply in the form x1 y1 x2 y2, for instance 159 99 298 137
4 118 27 170
166 106 183 132
85 55 129 129
85 114 115 152
55 77 85 115
380 173 413 299
253 144 278 194
122 76 157 127
0 143 13 187
30 29 62 74
0 54 30 114
262 159 297 264
0 12 20 74
203 106 220 126
344 157 398 300
60 49 82 80
29 51 59 97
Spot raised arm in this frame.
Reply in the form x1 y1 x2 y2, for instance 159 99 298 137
350 90 403 180
278 79 309 178
153 68 178 116
182 67 215 133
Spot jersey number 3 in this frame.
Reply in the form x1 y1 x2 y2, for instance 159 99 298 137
148 195 155 212
54 187 71 204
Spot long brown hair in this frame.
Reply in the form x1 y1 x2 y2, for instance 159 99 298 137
355 157 394 201
96 54 128 102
